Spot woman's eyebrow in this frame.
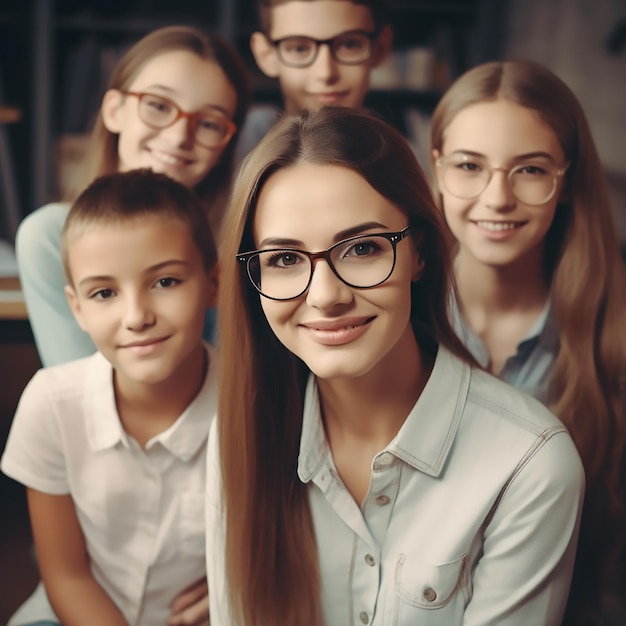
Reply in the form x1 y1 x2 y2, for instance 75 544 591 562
257 222 389 249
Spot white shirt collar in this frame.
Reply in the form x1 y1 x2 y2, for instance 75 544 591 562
83 345 218 460
298 346 472 482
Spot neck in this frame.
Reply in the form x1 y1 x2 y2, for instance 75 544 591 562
114 345 208 431
318 325 433 450
456 248 550 313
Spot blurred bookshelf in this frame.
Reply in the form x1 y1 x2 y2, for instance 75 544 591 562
0 0 490 217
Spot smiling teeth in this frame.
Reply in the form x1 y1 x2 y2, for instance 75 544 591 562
476 221 520 231
152 150 184 165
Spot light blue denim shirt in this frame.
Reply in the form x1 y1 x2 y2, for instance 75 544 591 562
207 347 584 626
449 292 559 404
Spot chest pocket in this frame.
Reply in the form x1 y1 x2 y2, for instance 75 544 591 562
392 553 470 624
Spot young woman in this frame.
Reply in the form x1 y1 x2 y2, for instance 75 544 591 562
16 25 250 366
207 106 585 625
430 59 626 625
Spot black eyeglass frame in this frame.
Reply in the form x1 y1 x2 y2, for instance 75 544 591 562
268 29 380 68
237 226 412 301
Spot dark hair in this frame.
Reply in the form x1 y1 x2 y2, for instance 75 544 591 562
62 168 217 283
256 0 389 33
217 106 474 625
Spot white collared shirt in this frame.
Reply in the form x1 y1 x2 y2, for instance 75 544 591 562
207 346 584 626
2 346 218 626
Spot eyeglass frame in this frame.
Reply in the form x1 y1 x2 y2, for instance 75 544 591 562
435 154 570 206
122 91 238 148
268 29 380 68
237 226 412 301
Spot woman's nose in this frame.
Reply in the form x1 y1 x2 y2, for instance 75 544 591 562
305 259 354 310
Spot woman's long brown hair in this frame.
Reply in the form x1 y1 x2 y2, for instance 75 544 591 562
217 106 476 625
430 60 626 625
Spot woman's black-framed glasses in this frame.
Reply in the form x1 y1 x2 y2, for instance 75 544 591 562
123 91 237 149
269 29 379 68
237 227 412 301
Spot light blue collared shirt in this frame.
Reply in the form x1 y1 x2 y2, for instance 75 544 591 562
207 347 584 626
449 293 559 403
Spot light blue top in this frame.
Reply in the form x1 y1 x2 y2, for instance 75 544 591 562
449 291 559 404
207 346 584 626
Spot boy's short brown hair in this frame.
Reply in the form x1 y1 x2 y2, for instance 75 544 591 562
61 169 217 285
256 0 389 33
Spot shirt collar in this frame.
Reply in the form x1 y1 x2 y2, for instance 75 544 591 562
449 290 556 364
297 346 472 482
84 345 218 460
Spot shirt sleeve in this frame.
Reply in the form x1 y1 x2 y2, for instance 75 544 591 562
15 202 97 367
1 369 70 494
206 418 232 626
463 428 585 625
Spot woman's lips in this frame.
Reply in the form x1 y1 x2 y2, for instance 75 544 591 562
300 317 374 346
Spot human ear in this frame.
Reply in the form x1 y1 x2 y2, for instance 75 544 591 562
250 32 280 78
101 89 125 133
370 24 393 67
65 285 89 332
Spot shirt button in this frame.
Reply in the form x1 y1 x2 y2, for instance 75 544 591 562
375 494 390 506
373 452 395 470
423 587 437 602
364 554 376 566
359 611 369 624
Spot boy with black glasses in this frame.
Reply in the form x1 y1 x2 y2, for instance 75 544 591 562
236 0 392 159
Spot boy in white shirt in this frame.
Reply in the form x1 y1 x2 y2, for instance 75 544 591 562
1 169 219 626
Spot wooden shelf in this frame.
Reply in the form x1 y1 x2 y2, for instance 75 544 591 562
0 106 21 124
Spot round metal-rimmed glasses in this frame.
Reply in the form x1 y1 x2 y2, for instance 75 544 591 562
123 91 237 149
436 154 570 206
269 29 379 68
237 227 412 301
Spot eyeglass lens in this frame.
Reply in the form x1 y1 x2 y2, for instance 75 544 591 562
276 31 373 67
136 93 232 148
441 157 560 205
246 233 398 300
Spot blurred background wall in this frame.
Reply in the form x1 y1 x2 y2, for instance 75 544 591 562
503 0 626 242
0 0 624 245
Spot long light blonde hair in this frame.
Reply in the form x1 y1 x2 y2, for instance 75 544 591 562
430 60 626 625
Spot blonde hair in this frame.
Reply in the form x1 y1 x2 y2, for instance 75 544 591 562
430 60 626 625
69 25 250 232
218 106 475 625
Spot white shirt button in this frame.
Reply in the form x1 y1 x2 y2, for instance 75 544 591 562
373 452 395 470
364 553 376 566
375 494 390 505
423 587 437 602
359 611 369 624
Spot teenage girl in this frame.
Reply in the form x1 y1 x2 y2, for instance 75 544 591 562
16 25 250 366
430 59 626 625
206 106 584 625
